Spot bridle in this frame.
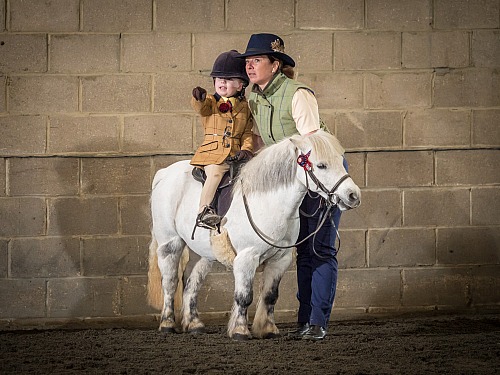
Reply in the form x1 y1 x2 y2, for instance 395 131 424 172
242 149 352 255
297 150 351 207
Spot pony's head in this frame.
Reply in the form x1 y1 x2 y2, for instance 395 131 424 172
290 130 361 211
237 130 360 211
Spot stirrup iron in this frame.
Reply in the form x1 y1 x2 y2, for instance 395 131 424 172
191 206 221 240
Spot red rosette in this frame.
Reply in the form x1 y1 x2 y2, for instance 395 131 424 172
297 150 312 171
218 101 232 113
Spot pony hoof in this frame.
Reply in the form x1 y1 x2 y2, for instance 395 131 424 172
231 333 251 341
160 327 177 335
188 327 206 335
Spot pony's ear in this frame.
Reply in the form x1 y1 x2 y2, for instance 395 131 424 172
289 134 305 152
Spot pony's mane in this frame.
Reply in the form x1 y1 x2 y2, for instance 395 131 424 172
235 130 345 196
302 130 345 166
235 137 297 196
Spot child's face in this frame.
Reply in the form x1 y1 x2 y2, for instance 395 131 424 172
214 77 243 97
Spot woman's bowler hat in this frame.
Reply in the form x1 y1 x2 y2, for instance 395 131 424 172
239 33 295 67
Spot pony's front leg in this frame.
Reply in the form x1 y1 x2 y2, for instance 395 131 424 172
157 237 185 334
227 250 260 340
182 257 213 334
252 250 293 339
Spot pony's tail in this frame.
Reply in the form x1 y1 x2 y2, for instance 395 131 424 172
147 235 163 310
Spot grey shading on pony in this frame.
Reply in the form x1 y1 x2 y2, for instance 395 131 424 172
147 130 361 340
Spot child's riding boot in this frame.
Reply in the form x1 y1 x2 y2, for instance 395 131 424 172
197 206 221 229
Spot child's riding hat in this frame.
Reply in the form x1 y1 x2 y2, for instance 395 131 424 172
210 50 249 86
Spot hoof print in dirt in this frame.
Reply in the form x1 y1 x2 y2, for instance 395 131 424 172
262 332 280 339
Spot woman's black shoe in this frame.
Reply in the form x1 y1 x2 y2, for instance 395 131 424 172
302 325 327 341
287 322 310 339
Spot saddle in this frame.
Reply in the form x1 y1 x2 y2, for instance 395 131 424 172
191 161 244 220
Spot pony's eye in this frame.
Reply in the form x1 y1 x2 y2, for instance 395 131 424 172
317 163 327 169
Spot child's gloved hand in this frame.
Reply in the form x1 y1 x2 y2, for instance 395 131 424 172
192 87 207 101
226 150 253 162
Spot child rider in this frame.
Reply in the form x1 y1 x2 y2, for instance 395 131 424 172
190 50 254 229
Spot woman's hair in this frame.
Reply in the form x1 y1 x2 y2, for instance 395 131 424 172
268 56 295 79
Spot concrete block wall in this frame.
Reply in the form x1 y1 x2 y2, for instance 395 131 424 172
0 0 499 327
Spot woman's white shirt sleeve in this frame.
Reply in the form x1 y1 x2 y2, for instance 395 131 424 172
292 88 321 135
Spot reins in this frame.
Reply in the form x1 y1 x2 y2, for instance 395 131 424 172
242 189 330 249
241 149 351 257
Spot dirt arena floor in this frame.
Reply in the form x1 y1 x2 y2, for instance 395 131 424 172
1 312 499 375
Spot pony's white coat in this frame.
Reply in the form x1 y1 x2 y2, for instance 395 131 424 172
148 130 360 339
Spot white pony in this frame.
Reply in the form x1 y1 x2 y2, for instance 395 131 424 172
147 130 361 340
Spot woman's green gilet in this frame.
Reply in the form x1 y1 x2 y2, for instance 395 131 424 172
248 73 315 146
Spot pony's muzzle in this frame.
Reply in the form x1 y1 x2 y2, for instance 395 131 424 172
338 188 361 210
349 191 361 208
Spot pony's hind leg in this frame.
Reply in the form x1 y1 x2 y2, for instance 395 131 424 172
181 256 213 334
157 236 185 334
252 250 293 339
